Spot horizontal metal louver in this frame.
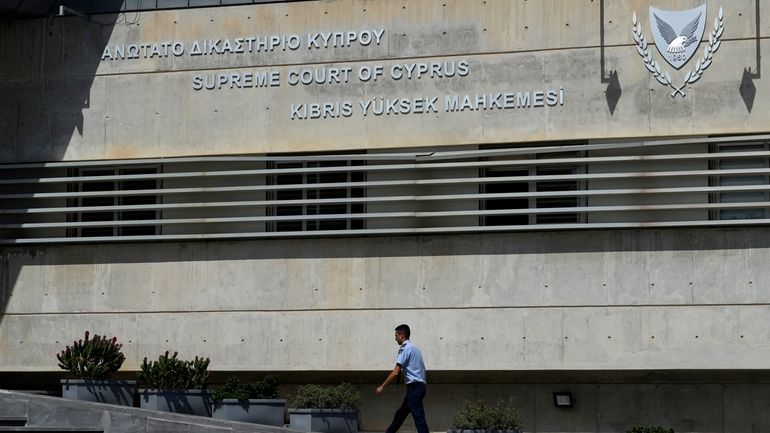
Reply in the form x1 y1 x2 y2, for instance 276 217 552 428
1 134 769 244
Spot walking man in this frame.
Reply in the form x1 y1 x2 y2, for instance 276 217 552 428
376 324 429 433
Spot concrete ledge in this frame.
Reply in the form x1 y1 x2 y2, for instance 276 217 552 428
0 390 306 433
0 418 26 426
0 428 103 432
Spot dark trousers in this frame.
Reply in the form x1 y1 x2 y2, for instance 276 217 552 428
385 382 429 433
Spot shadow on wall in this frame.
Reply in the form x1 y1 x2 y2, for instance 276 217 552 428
3 226 769 322
0 5 121 163
0 248 10 328
1 225 770 262
0 4 121 324
739 0 762 113
3 226 770 326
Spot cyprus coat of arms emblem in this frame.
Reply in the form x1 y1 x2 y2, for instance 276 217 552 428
632 4 725 98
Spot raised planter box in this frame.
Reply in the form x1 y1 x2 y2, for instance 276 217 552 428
61 379 135 406
212 399 286 425
139 389 211 416
289 409 357 433
448 430 521 433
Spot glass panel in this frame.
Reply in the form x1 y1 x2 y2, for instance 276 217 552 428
720 209 765 220
720 159 766 170
720 175 765 186
80 212 113 222
536 164 579 223
80 227 115 237
713 143 768 220
483 168 528 226
720 192 766 203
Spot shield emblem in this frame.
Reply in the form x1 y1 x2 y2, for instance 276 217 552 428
649 4 707 70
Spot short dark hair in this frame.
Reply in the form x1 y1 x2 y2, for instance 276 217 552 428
395 324 411 339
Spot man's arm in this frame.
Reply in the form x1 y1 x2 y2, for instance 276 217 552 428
376 364 401 395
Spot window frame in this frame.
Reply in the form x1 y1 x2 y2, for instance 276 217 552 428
66 165 162 238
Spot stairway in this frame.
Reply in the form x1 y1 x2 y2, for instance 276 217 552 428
0 390 301 433
0 417 102 432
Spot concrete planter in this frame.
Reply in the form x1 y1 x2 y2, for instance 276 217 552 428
289 409 358 433
61 379 135 406
447 430 521 433
139 388 212 416
212 399 286 425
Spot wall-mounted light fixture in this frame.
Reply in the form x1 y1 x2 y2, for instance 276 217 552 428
58 5 89 21
553 392 574 408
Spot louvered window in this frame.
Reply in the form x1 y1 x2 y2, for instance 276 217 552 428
710 142 770 220
267 159 366 232
66 166 160 237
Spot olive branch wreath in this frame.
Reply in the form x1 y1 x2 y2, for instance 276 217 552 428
632 7 725 99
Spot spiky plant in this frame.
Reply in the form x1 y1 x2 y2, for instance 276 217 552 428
56 331 126 380
138 351 210 390
212 375 280 401
627 427 675 433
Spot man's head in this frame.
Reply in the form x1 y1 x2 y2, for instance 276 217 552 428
394 324 411 344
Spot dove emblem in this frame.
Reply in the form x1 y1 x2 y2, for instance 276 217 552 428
649 4 707 69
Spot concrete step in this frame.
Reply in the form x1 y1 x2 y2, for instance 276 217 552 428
1 390 303 433
0 429 102 433
0 418 26 427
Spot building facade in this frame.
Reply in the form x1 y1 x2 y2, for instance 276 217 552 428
1 0 770 431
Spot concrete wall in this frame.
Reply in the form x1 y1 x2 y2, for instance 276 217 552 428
3 228 770 373
365 380 770 433
0 0 768 162
4 227 770 431
3 1 770 431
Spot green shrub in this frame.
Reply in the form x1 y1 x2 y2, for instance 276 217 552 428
451 399 520 431
56 331 126 380
212 375 280 401
627 427 674 433
138 351 210 390
251 375 280 399
291 383 360 411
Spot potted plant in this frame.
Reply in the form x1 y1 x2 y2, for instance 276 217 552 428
57 331 134 406
449 399 521 433
212 375 286 425
138 351 212 416
627 427 675 433
289 383 360 433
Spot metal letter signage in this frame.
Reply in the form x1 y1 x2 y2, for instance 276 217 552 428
632 4 725 99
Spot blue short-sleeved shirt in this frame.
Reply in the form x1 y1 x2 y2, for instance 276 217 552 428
396 340 427 384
